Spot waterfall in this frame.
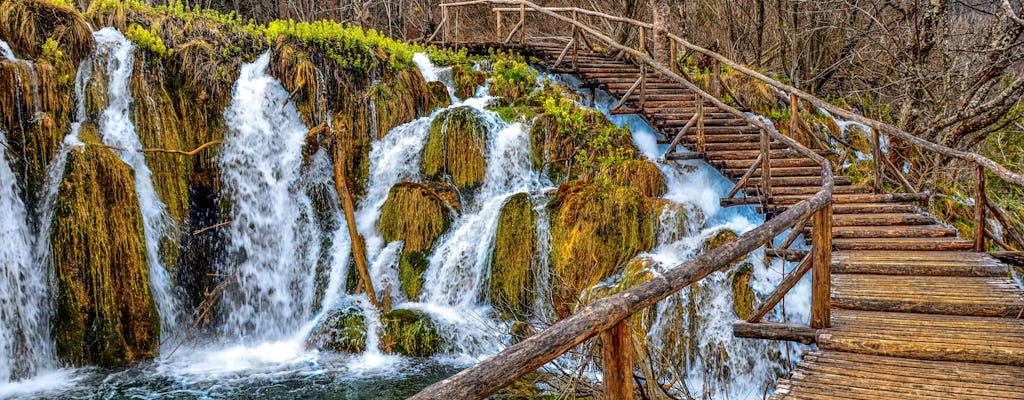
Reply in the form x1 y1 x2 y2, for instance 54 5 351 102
0 129 52 383
0 40 15 60
218 52 321 342
91 28 181 337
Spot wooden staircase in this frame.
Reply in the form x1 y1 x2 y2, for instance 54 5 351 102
519 39 1024 399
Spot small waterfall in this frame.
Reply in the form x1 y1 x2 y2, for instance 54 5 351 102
91 28 180 336
218 52 321 342
0 40 15 60
0 129 52 383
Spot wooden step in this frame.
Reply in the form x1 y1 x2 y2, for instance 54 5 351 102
832 237 975 251
691 142 786 152
820 309 1024 366
771 350 1024 400
763 202 919 214
742 185 871 197
740 192 930 206
831 274 1024 317
725 166 822 178
712 158 821 170
705 148 831 161
653 118 750 127
745 176 852 187
684 133 764 144
812 224 959 239
832 251 1006 276
829 213 937 227
650 111 739 120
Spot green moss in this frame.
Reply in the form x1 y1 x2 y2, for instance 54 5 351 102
529 96 637 183
452 63 486 100
265 19 419 72
379 181 453 252
489 193 536 320
702 228 739 252
730 262 755 320
50 136 159 367
398 250 430 300
421 106 488 191
0 0 95 64
380 309 442 357
427 81 451 110
600 159 667 198
307 307 367 353
379 182 454 299
548 181 657 313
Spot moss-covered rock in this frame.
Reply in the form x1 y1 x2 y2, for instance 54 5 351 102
421 106 488 191
548 182 657 314
427 81 451 110
529 96 638 184
307 307 367 353
452 63 486 100
730 262 755 320
489 193 536 320
50 136 160 368
652 200 705 244
379 182 454 299
380 309 442 357
600 159 667 198
702 228 739 252
0 0 95 65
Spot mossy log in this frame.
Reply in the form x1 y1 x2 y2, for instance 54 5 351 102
50 138 159 367
379 181 454 299
489 193 536 320
421 106 488 191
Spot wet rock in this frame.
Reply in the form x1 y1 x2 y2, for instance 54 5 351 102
307 306 367 353
489 193 536 320
420 106 488 192
378 181 454 299
380 309 443 357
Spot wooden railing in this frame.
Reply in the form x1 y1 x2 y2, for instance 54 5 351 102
417 1 1024 398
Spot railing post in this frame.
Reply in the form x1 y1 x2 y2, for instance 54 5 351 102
810 203 832 329
696 98 705 153
975 163 987 252
789 93 799 138
871 128 884 194
519 0 526 44
760 128 772 200
712 60 721 98
441 6 449 44
670 39 678 73
639 26 646 54
571 10 579 69
602 320 633 399
495 10 502 40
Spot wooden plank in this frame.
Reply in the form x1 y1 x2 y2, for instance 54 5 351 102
732 321 818 344
601 320 633 399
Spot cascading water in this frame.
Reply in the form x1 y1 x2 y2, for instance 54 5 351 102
91 28 180 336
0 40 15 60
0 129 52 383
217 52 321 342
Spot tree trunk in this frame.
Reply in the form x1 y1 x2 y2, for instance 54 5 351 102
650 0 672 65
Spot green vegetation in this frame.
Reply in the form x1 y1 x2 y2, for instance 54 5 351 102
489 193 536 320
125 23 172 58
421 106 488 191
308 307 367 353
548 181 658 315
730 262 755 319
379 182 454 299
50 127 159 367
489 51 536 106
380 309 443 357
265 19 417 72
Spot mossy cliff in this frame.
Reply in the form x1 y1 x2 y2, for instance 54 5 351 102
0 0 93 209
421 106 488 192
489 193 536 321
379 181 454 300
49 130 159 367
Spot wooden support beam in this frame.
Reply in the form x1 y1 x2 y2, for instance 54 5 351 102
988 202 1024 250
602 320 633 399
711 59 721 98
748 254 812 323
519 0 525 43
696 99 705 153
810 203 832 329
495 10 502 39
975 163 987 252
879 150 916 194
662 113 699 156
990 251 1024 265
766 248 808 262
760 128 772 201
726 152 763 199
733 321 819 344
611 75 644 110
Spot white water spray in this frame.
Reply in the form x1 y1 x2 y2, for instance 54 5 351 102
218 52 321 342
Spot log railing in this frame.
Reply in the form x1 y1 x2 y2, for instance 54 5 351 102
416 2 835 399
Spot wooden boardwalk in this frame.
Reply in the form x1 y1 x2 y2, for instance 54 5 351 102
514 39 1024 399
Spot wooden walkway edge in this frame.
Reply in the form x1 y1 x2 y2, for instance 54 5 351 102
513 39 1024 399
